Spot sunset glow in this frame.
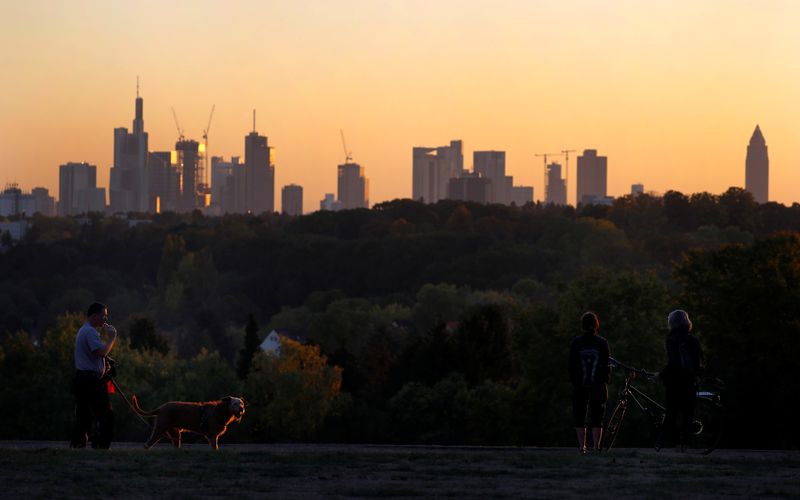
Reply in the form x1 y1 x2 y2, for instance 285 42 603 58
2 0 799 211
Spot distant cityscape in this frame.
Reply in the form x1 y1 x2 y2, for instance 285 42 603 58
0 89 770 224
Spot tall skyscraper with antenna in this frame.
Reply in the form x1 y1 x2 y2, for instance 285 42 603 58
745 125 769 203
110 80 149 213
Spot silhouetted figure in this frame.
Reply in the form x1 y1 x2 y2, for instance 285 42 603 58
70 302 117 449
658 309 705 452
569 312 611 454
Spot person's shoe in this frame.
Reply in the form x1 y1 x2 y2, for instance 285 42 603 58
579 446 588 455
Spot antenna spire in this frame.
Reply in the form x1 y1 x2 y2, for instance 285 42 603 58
253 109 256 132
136 76 139 98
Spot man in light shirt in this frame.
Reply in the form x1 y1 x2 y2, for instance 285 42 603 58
69 302 117 449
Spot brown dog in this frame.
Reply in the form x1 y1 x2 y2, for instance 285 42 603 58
131 394 246 450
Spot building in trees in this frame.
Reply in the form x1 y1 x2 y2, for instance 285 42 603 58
745 124 769 204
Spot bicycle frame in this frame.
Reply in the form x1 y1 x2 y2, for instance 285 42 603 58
602 357 724 454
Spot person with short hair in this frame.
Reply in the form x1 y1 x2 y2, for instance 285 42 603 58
658 309 705 452
70 302 117 449
568 311 611 454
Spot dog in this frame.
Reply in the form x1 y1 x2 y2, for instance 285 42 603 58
131 394 246 450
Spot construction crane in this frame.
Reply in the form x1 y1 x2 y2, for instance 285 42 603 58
561 149 576 205
340 129 353 164
201 104 216 190
171 107 185 141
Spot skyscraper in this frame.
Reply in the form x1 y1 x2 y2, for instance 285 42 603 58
242 131 275 214
576 149 608 205
58 162 106 216
281 184 303 216
148 151 180 213
176 139 201 212
110 88 149 213
545 162 567 205
337 163 369 209
473 151 511 204
745 125 769 203
412 140 463 203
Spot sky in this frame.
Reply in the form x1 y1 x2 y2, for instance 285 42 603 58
2 0 799 212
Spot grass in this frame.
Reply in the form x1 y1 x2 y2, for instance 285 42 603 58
1 443 799 499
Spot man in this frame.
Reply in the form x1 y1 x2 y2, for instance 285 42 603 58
568 311 611 454
70 302 117 449
658 309 704 452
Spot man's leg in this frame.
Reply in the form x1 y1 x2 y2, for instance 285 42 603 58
90 380 114 449
70 374 93 448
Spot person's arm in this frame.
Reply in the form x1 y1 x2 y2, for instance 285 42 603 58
93 324 117 358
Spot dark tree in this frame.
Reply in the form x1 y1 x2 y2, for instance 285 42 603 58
129 316 169 354
237 314 260 380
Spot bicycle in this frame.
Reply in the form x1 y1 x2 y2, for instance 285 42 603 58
601 357 724 455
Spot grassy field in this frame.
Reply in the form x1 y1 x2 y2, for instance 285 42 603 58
1 442 798 499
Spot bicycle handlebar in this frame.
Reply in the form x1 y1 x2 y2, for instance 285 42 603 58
609 357 658 379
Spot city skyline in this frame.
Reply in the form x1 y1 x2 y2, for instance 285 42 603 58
2 1 800 212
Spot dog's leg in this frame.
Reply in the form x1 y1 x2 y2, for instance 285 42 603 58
145 420 166 449
166 429 182 449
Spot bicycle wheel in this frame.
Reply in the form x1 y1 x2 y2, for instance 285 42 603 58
691 391 725 455
602 399 627 451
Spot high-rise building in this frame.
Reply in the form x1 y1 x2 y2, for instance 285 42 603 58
545 162 567 205
474 151 512 204
576 149 608 205
109 89 149 213
511 186 533 206
338 163 369 209
210 156 241 214
631 183 644 196
745 125 769 203
281 184 303 216
447 173 492 204
148 151 180 213
58 162 106 216
241 131 275 214
412 140 463 203
320 193 342 211
175 139 202 212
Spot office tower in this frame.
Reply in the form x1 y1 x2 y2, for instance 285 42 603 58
319 193 342 211
447 173 492 204
545 162 567 205
412 140 463 203
0 185 22 216
511 186 533 206
175 139 201 212
58 162 106 216
148 151 180 213
745 125 769 203
576 149 608 205
110 89 149 213
474 151 512 204
337 163 369 209
281 184 303 216
241 131 275 214
3 186 56 216
208 156 241 213
631 183 644 196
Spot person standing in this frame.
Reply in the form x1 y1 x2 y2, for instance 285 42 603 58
569 312 611 454
70 302 117 449
658 309 704 451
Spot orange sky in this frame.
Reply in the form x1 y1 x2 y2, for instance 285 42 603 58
2 0 799 212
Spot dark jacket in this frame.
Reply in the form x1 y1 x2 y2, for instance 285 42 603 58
661 327 704 385
569 332 611 387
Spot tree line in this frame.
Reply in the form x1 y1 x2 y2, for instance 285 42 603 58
1 188 799 448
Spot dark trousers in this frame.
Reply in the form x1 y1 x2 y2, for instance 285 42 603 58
70 370 114 449
662 381 696 448
572 384 608 428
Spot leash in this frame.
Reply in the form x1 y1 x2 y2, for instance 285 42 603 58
109 377 151 427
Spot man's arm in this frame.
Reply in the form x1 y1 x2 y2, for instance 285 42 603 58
93 324 118 358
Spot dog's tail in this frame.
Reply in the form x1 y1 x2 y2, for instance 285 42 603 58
130 394 158 417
